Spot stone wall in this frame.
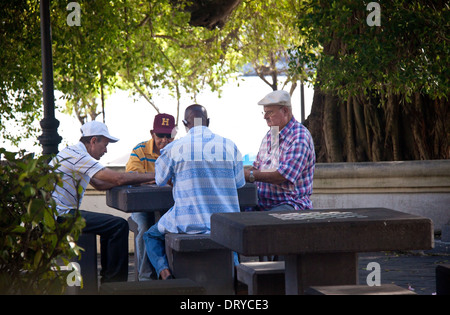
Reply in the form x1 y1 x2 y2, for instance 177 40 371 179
311 160 450 231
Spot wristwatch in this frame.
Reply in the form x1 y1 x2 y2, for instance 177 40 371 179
248 170 255 183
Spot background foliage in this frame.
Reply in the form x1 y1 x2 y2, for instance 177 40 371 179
0 149 85 294
1 0 448 161
291 0 449 100
0 0 305 145
0 0 43 146
289 0 449 162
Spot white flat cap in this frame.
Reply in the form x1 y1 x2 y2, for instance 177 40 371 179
80 121 119 143
257 90 291 107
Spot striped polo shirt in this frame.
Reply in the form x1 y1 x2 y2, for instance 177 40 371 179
254 117 315 210
125 139 159 173
49 142 105 215
155 126 245 234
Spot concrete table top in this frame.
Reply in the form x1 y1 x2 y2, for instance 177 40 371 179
106 182 258 212
211 208 433 256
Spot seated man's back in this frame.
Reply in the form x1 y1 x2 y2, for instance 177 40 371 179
144 104 245 279
156 124 245 234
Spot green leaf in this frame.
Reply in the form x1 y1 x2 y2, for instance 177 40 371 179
33 250 42 269
43 208 56 230
11 226 26 233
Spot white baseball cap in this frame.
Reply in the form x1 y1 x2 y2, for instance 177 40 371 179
80 121 119 143
257 90 291 107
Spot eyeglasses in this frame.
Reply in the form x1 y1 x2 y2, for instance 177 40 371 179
155 133 173 139
262 106 283 117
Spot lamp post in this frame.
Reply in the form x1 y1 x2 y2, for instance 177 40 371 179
300 80 305 123
38 0 61 155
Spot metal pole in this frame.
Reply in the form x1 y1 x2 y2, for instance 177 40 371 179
38 0 61 155
300 80 305 123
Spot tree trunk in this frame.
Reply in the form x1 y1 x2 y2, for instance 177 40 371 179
385 93 401 161
306 88 450 162
322 94 343 162
301 1 449 163
304 87 326 161
345 95 357 162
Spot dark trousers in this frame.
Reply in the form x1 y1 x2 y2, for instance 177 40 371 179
68 210 129 283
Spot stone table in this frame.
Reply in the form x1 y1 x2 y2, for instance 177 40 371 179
106 182 258 212
210 208 433 294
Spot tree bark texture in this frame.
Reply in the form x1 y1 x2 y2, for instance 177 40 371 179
304 89 449 162
303 2 449 162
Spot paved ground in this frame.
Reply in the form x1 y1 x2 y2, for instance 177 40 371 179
358 240 450 295
124 239 449 295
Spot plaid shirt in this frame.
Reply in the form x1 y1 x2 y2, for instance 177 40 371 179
253 117 315 210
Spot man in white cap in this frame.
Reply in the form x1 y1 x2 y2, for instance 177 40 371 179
50 121 155 283
244 90 316 211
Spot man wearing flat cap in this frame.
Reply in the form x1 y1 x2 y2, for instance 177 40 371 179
245 90 316 211
125 113 177 280
50 121 156 283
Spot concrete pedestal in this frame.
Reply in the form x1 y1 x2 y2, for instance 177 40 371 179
285 252 357 295
165 233 234 295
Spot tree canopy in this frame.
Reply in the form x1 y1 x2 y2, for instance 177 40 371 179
1 0 306 147
289 0 449 161
291 0 448 100
0 0 43 145
1 0 447 161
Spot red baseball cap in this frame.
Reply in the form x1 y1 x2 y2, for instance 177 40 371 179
152 113 176 135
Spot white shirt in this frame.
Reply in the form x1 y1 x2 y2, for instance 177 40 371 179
50 142 104 215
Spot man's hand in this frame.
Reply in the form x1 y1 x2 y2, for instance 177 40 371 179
244 167 287 185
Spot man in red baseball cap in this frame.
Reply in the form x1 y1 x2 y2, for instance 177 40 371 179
126 113 176 172
125 113 176 280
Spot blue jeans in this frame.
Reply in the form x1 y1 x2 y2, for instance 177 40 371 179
131 212 155 280
143 223 169 278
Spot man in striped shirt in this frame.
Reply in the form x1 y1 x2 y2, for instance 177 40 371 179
125 113 176 280
50 121 155 283
143 104 245 280
244 90 316 211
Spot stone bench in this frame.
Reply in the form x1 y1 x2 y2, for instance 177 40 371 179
436 264 450 295
165 233 234 295
236 261 285 295
65 233 98 295
305 284 416 295
99 278 205 295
